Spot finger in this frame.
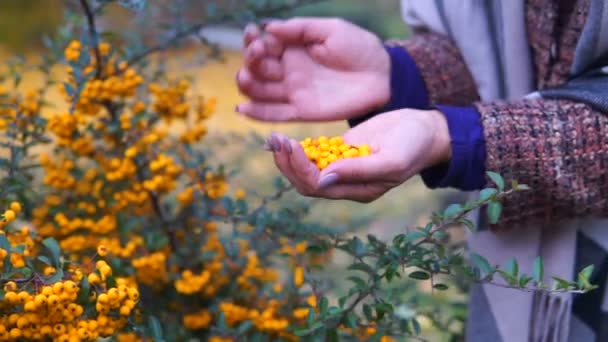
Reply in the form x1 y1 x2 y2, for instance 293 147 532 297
236 102 299 122
271 134 313 191
319 153 398 184
265 18 337 44
252 57 283 81
284 137 321 194
314 182 388 203
237 68 287 101
245 39 267 68
261 33 284 57
244 23 261 47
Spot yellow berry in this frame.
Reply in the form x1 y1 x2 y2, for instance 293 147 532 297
9 202 21 213
3 210 15 221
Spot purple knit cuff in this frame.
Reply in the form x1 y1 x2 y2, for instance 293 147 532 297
420 105 486 191
348 45 430 127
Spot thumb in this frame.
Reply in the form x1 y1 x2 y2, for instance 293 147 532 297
318 153 390 186
265 17 335 44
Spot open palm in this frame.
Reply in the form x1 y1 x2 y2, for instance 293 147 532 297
266 108 451 202
237 18 390 122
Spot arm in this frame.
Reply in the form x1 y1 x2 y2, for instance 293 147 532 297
392 32 480 107
476 99 608 226
349 32 481 127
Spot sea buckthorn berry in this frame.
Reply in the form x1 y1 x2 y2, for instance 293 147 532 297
4 281 16 291
3 209 16 221
9 201 21 213
300 136 373 169
97 244 108 256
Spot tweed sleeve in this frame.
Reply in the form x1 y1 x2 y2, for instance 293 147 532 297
389 32 480 106
477 99 608 227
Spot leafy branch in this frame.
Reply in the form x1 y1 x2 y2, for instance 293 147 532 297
292 172 597 340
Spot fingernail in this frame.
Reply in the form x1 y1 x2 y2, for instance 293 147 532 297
235 105 240 113
318 173 339 189
236 70 241 82
259 19 274 30
263 137 276 152
281 137 292 154
270 133 282 152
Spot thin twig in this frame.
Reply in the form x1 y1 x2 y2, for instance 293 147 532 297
79 0 103 78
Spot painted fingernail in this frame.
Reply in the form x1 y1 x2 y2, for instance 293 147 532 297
318 173 339 189
235 105 240 113
263 137 274 151
270 133 282 152
281 137 292 154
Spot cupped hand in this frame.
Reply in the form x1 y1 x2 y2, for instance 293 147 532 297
265 109 452 202
237 18 390 122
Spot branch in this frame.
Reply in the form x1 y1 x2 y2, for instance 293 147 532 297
79 0 103 78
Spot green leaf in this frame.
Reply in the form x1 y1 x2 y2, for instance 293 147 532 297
0 234 10 250
532 256 544 283
577 265 595 290
519 275 532 288
433 283 449 291
405 231 426 243
443 204 463 218
504 257 519 278
498 270 518 286
347 276 367 289
45 269 64 284
486 171 505 191
345 312 358 329
294 322 324 337
486 201 503 224
148 316 164 341
42 237 61 267
552 276 574 291
411 318 422 335
470 253 495 276
408 271 430 280
459 218 476 232
36 255 52 265
374 302 393 320
76 276 90 305
363 304 374 320
318 296 328 316
580 264 594 279
237 320 253 334
479 188 498 202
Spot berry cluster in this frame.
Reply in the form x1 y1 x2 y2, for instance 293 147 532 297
300 136 372 170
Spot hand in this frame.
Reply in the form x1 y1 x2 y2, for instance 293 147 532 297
266 109 451 202
236 18 390 122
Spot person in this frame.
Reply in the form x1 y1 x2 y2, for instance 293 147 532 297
236 1 608 341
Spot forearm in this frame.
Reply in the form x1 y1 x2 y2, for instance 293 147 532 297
350 32 480 127
394 32 480 106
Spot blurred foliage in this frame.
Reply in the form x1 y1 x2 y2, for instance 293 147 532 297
0 0 409 52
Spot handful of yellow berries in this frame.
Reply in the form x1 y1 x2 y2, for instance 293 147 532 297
300 136 371 170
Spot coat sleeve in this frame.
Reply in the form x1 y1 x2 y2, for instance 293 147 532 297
476 98 608 226
389 32 481 106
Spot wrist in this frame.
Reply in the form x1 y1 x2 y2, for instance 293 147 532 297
424 109 452 167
